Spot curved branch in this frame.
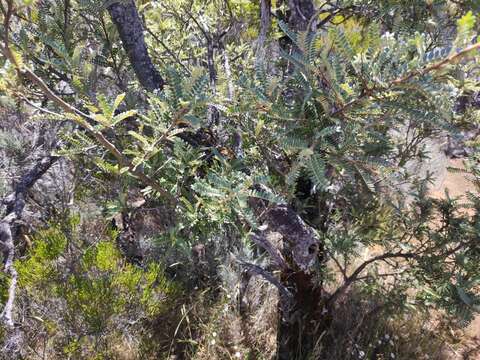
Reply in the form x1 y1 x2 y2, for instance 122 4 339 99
327 251 416 305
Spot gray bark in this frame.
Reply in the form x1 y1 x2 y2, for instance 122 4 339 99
248 199 324 359
256 0 271 65
3 155 59 217
0 155 58 356
107 0 165 92
0 221 14 328
256 204 321 272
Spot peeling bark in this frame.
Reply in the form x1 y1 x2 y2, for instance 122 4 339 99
107 0 165 92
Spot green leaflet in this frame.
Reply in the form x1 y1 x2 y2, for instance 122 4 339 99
306 155 329 190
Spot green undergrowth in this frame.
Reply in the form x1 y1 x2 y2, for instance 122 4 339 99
13 215 180 359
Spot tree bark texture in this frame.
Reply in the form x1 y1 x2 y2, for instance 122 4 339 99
0 155 58 356
272 2 329 353
256 0 271 65
249 200 325 359
3 155 59 218
107 0 165 92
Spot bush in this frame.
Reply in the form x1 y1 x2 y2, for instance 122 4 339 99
13 215 179 359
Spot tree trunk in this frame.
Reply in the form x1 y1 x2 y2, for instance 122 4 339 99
250 201 325 359
107 0 164 92
273 3 324 357
277 271 324 359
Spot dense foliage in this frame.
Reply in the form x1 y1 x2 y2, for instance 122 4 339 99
1 0 480 359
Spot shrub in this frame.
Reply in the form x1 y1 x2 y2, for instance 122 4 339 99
14 215 179 359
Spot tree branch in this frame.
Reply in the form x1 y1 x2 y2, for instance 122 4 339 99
144 24 191 75
256 0 271 65
107 0 164 91
332 39 480 117
0 221 15 328
1 21 173 201
327 251 416 305
286 0 315 31
250 233 288 271
0 154 58 338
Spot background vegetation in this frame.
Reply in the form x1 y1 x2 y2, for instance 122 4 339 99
1 0 480 359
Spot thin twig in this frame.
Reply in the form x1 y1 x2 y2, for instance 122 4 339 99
327 251 416 305
144 25 191 75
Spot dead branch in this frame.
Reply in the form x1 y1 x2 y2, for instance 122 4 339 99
0 221 15 328
0 155 58 327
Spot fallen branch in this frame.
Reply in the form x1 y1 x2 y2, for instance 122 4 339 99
0 155 59 328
